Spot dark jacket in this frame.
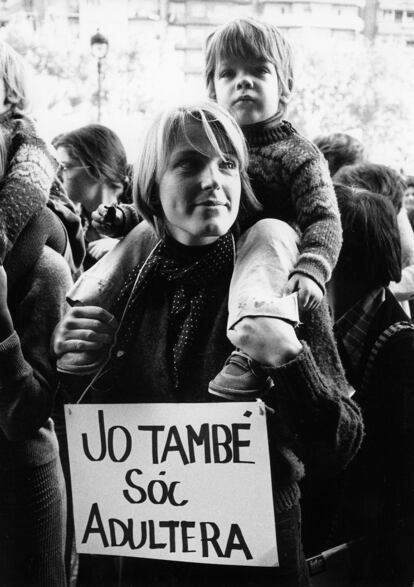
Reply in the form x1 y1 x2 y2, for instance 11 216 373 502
333 289 414 585
0 246 72 468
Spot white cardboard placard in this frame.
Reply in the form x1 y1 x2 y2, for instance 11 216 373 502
65 402 278 566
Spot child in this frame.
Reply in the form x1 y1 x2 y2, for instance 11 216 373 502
91 18 341 397
204 17 342 396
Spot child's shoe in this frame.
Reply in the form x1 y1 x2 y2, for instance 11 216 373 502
208 350 272 400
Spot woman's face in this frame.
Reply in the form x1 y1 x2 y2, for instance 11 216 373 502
158 120 241 246
56 146 98 209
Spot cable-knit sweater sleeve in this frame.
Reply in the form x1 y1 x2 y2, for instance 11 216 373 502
0 247 72 440
281 135 342 291
247 124 342 292
0 115 56 262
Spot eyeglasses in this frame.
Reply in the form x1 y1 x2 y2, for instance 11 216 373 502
57 163 90 175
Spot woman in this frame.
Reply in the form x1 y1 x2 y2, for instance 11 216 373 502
54 124 132 269
334 162 414 318
327 184 414 585
0 129 71 586
54 103 363 587
0 40 83 279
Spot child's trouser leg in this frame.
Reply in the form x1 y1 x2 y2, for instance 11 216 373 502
209 219 302 399
228 218 300 335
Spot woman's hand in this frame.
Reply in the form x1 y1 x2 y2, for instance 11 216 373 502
52 305 118 359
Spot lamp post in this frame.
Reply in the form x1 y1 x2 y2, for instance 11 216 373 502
90 30 109 123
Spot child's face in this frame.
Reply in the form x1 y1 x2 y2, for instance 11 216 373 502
158 120 241 246
213 56 280 126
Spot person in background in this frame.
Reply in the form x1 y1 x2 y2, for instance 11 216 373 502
313 132 365 177
0 39 84 277
403 174 414 213
334 162 414 318
54 124 132 270
327 184 414 586
406 178 414 304
0 129 72 586
53 102 363 587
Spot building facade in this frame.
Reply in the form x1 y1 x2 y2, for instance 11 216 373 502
376 0 414 46
1 0 413 80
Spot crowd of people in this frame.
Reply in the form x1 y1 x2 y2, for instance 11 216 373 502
0 15 413 587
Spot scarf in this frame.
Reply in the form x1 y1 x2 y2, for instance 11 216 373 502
112 232 235 392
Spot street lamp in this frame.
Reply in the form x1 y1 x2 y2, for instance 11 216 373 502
90 30 109 123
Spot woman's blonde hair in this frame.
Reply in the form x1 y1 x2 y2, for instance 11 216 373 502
134 101 261 237
0 40 31 113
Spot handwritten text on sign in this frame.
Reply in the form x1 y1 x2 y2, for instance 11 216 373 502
65 402 278 566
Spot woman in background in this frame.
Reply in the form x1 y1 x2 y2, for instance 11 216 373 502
328 184 414 585
55 124 132 269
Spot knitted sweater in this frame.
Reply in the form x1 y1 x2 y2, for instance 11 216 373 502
243 119 342 292
0 246 72 469
0 110 57 262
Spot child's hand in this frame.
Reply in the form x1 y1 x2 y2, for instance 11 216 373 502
87 237 119 262
284 274 323 312
92 204 124 237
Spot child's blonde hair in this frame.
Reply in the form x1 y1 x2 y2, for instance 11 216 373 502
205 18 294 119
0 40 31 113
134 101 261 238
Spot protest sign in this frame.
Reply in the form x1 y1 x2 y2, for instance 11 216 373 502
65 401 278 566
